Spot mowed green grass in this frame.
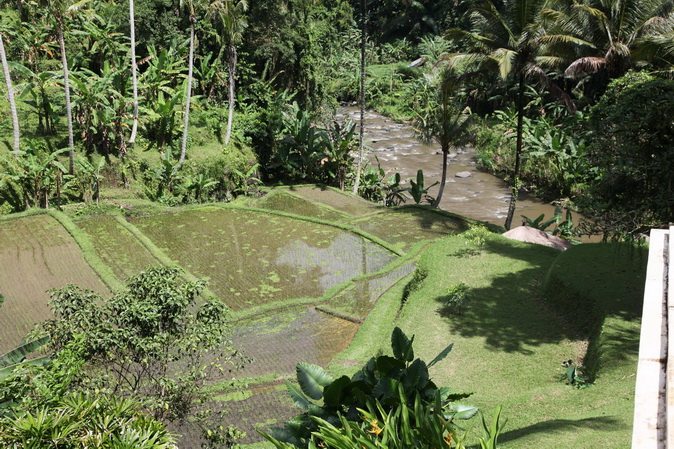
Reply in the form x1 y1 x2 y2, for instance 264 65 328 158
0 214 108 353
334 233 643 448
75 214 162 281
131 207 396 310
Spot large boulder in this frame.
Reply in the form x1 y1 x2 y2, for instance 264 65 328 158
502 226 571 251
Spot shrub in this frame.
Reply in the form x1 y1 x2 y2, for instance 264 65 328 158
585 71 674 235
264 327 476 448
440 283 469 314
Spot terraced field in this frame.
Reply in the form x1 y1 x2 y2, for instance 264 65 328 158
0 214 108 352
76 214 161 281
0 189 474 445
132 207 396 310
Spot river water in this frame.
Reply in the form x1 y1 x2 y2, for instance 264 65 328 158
339 107 563 226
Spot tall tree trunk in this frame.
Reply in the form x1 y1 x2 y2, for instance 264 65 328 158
352 0 366 194
224 44 236 145
504 73 525 230
0 34 20 156
128 0 139 146
433 148 449 208
178 21 195 169
57 24 75 175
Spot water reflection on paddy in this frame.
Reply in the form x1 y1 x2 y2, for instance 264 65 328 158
133 207 396 310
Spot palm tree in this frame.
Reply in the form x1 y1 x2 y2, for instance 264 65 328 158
41 0 90 174
0 33 20 156
352 0 367 195
447 0 549 230
540 0 674 81
128 0 139 146
415 69 472 208
208 0 248 146
178 0 197 169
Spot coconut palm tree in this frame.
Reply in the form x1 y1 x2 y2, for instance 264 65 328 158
208 0 248 146
352 0 367 195
0 33 20 156
41 0 91 174
128 0 139 146
177 0 197 169
447 0 550 230
415 69 472 208
540 0 674 81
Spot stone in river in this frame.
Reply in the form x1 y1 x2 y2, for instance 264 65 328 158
455 171 472 178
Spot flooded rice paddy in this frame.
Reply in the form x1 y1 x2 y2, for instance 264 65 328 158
0 188 473 444
133 207 396 310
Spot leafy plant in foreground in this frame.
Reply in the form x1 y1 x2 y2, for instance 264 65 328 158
265 327 475 448
407 169 436 205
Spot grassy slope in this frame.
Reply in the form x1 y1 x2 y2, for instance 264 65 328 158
335 231 642 448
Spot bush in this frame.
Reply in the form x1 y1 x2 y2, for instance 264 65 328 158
585 71 674 234
440 283 469 314
265 327 476 448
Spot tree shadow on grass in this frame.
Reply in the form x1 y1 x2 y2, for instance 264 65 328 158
435 239 569 354
498 416 622 444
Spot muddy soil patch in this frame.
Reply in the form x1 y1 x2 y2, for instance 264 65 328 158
256 191 346 221
232 307 359 378
291 186 380 216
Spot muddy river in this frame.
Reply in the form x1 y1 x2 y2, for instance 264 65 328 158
340 107 563 226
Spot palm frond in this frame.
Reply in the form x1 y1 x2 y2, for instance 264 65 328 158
564 56 606 78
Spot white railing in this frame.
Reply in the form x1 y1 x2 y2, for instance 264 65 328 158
632 226 672 448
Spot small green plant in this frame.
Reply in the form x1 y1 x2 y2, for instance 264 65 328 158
521 206 576 238
401 267 428 307
407 170 437 205
477 406 507 449
441 283 469 314
561 359 589 389
462 225 491 248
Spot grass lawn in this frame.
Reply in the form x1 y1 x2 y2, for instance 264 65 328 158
333 230 645 448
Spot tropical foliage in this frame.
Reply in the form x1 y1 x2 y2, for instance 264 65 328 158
265 327 477 448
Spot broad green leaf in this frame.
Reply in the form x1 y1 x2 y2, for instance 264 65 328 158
403 359 430 391
286 381 312 411
428 342 453 368
450 403 479 420
0 336 49 368
296 362 333 400
391 327 414 361
323 375 351 408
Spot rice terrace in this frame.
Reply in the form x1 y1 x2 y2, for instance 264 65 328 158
1 0 671 447
0 185 650 448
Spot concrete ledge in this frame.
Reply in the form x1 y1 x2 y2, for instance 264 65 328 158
632 228 669 449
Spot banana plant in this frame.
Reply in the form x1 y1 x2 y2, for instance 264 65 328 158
12 63 59 135
0 336 50 383
73 157 105 204
70 64 128 157
407 169 437 205
3 148 70 209
185 173 217 202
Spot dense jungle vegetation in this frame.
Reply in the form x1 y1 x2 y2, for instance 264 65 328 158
0 0 672 447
